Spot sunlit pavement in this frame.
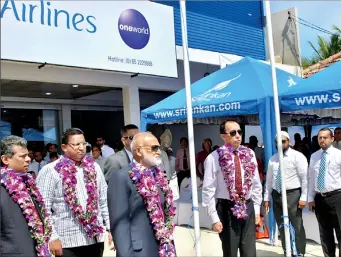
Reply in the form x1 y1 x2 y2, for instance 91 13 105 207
103 226 336 256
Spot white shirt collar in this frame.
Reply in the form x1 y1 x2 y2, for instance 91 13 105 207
124 148 133 162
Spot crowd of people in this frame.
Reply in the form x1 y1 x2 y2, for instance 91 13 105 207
0 122 340 257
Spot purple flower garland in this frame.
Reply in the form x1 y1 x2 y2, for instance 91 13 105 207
0 168 52 257
54 156 104 238
129 162 177 257
217 145 256 219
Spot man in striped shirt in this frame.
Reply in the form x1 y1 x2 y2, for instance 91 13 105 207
37 128 111 257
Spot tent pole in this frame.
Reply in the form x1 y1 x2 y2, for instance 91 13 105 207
264 1 292 256
179 1 201 256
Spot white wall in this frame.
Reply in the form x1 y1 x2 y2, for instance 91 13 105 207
167 124 222 154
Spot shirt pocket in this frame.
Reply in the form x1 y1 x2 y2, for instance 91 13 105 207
272 164 280 177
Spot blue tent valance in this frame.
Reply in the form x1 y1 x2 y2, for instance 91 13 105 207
281 61 341 111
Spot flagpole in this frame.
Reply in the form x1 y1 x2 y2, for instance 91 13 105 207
179 1 201 256
264 1 291 256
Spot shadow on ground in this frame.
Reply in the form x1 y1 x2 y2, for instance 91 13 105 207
256 249 283 256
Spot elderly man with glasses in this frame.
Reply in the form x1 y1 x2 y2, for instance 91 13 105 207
202 120 262 257
36 128 112 257
103 124 171 185
107 132 177 257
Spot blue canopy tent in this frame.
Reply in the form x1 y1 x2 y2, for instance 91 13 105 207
141 56 303 242
281 61 341 112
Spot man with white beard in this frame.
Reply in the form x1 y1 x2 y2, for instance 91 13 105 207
107 132 177 257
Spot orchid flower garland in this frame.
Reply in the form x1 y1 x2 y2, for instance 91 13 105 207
54 156 104 238
0 167 52 257
129 162 177 257
217 145 256 219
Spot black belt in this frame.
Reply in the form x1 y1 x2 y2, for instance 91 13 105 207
274 187 301 194
217 198 251 204
317 189 341 197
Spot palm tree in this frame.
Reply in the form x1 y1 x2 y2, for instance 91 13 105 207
302 25 341 69
332 25 341 35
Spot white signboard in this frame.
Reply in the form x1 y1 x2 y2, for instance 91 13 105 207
1 0 178 78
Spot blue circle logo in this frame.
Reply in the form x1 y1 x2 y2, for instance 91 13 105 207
118 9 150 50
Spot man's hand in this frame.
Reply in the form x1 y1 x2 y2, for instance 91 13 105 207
308 202 315 212
213 222 223 233
49 240 63 256
107 232 115 251
264 201 270 213
298 200 306 209
255 215 261 225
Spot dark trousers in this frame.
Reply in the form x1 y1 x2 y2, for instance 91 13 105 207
272 188 306 255
177 170 190 188
216 199 256 257
62 242 104 257
315 190 341 257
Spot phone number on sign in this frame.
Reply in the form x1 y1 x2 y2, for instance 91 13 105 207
108 56 153 67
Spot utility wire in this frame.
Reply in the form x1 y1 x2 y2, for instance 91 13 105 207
288 12 335 36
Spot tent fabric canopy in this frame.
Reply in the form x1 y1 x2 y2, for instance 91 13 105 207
141 56 302 128
281 61 341 111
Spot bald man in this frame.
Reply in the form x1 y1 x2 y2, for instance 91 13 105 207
107 132 177 257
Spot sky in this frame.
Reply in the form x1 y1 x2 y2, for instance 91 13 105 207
270 1 341 58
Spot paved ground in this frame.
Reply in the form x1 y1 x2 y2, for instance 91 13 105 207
103 226 337 256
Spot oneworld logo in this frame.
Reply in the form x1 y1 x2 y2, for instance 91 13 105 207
192 74 241 102
118 9 150 50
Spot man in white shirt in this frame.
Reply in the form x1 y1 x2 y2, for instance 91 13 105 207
332 127 341 150
28 150 48 177
308 128 341 257
202 120 262 257
264 131 308 257
44 143 60 163
96 136 115 158
37 128 112 257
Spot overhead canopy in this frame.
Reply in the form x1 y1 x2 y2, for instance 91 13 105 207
281 61 341 112
141 56 302 129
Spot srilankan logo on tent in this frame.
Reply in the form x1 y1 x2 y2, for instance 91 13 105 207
288 76 297 87
192 74 241 102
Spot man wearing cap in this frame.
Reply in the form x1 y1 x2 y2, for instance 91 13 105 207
264 131 308 257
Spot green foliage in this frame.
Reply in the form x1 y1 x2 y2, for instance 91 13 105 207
302 25 341 69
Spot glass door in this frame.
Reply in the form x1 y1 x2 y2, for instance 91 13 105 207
1 107 60 152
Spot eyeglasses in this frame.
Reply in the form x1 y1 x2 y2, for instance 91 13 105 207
123 135 134 140
225 129 243 137
68 142 87 149
139 145 161 152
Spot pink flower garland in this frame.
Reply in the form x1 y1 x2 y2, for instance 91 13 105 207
129 162 177 257
217 145 256 219
0 168 52 257
54 156 104 238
